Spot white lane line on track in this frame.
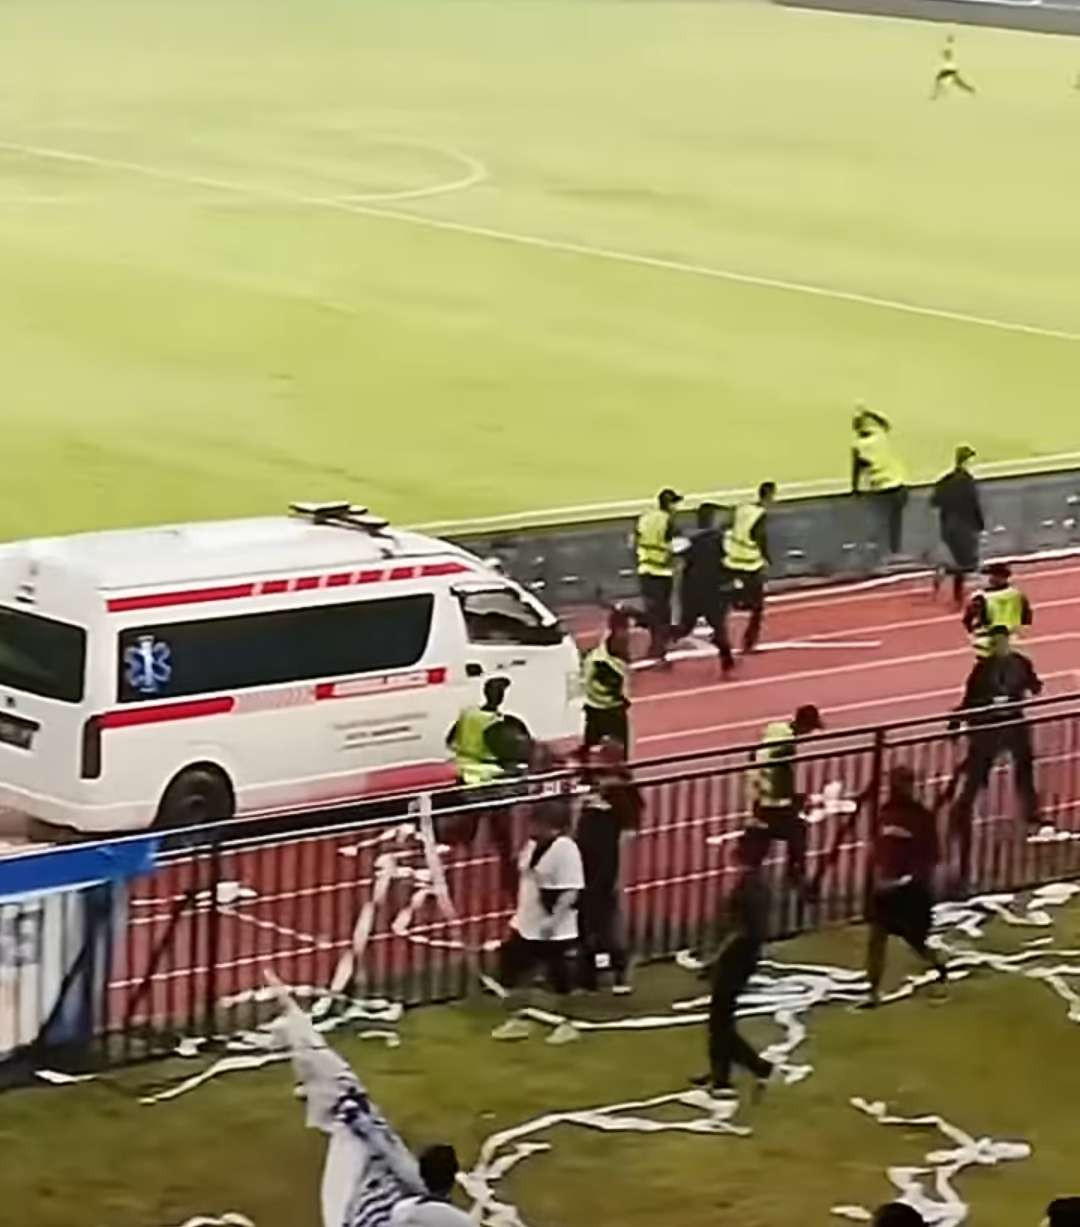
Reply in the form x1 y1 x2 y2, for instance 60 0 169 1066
2 138 1079 345
637 670 1079 746
636 632 1080 705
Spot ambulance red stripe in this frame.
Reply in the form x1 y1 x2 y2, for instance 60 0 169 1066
104 560 473 613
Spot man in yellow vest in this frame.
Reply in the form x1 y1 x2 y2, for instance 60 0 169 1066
742 704 824 889
634 487 682 664
962 562 1032 657
581 607 632 751
446 676 528 787
723 481 777 655
851 406 908 560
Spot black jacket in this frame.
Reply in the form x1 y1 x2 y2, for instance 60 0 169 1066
680 526 726 596
956 652 1042 726
931 468 984 533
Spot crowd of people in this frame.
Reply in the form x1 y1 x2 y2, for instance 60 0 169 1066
429 416 1069 1223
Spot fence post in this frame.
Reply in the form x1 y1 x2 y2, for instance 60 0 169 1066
862 729 886 918
203 835 222 1041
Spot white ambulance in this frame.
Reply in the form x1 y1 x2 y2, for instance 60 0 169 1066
0 503 583 833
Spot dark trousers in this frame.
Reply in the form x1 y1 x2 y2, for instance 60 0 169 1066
673 587 734 666
577 888 627 988
940 523 979 602
584 704 630 751
497 932 574 995
869 487 907 557
708 939 770 1085
639 574 673 659
741 804 807 886
952 724 1039 879
727 570 765 652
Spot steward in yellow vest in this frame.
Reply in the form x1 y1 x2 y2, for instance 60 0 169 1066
723 481 777 654
743 704 824 888
962 562 1032 657
582 608 632 750
634 487 683 663
851 407 908 559
447 676 530 787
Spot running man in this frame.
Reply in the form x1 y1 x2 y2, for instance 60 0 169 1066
932 35 976 99
858 766 949 1010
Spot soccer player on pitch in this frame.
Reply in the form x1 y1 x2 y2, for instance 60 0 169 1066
932 35 977 99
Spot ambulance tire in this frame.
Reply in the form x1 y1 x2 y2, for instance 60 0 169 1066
155 765 235 829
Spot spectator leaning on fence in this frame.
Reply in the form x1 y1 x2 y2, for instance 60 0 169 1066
851 406 908 561
634 487 682 664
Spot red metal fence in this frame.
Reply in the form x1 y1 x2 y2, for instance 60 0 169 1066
87 693 1080 1071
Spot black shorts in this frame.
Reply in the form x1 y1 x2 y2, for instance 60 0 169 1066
497 932 575 994
871 881 933 946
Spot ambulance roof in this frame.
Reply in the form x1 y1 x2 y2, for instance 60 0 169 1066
0 515 468 593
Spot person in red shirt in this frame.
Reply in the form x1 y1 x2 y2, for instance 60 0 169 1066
859 765 949 1010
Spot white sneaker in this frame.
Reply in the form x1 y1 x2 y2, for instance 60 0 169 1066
612 981 634 996
491 1017 534 1042
546 1021 581 1046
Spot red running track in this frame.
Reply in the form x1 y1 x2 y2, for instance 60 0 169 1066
629 559 1080 757
108 560 1080 1040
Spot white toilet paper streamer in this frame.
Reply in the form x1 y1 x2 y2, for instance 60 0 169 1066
829 1098 1031 1226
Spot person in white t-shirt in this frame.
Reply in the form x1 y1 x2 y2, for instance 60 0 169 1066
389 1144 474 1227
491 798 584 1044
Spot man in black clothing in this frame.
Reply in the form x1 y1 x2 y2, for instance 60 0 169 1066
671 502 735 673
575 738 642 994
949 626 1043 879
691 859 773 1096
931 445 984 606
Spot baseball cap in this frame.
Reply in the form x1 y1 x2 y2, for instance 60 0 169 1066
956 444 976 463
986 562 1012 581
658 487 683 506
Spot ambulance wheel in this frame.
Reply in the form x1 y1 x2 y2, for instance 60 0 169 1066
155 765 235 829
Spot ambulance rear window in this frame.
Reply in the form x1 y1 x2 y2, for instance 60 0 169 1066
116 594 434 702
0 607 87 704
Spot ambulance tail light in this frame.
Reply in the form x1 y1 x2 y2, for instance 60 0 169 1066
81 716 103 780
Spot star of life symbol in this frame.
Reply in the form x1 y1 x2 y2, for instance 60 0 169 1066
125 634 172 695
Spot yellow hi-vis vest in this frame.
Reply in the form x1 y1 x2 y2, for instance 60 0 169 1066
636 509 674 577
749 720 796 810
451 706 504 787
583 642 629 710
854 428 906 492
724 503 766 573
971 586 1025 657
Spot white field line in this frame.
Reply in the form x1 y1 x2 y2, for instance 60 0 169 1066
638 668 1078 746
0 135 487 209
4 138 1079 536
636 631 1080 706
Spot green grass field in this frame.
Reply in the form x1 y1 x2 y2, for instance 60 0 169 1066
2 0 1080 543
3 907 1078 1226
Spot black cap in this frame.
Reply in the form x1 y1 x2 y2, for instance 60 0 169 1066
986 562 1012 581
658 487 683 507
955 444 976 464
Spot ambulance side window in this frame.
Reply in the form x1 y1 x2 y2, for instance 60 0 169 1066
457 589 563 647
